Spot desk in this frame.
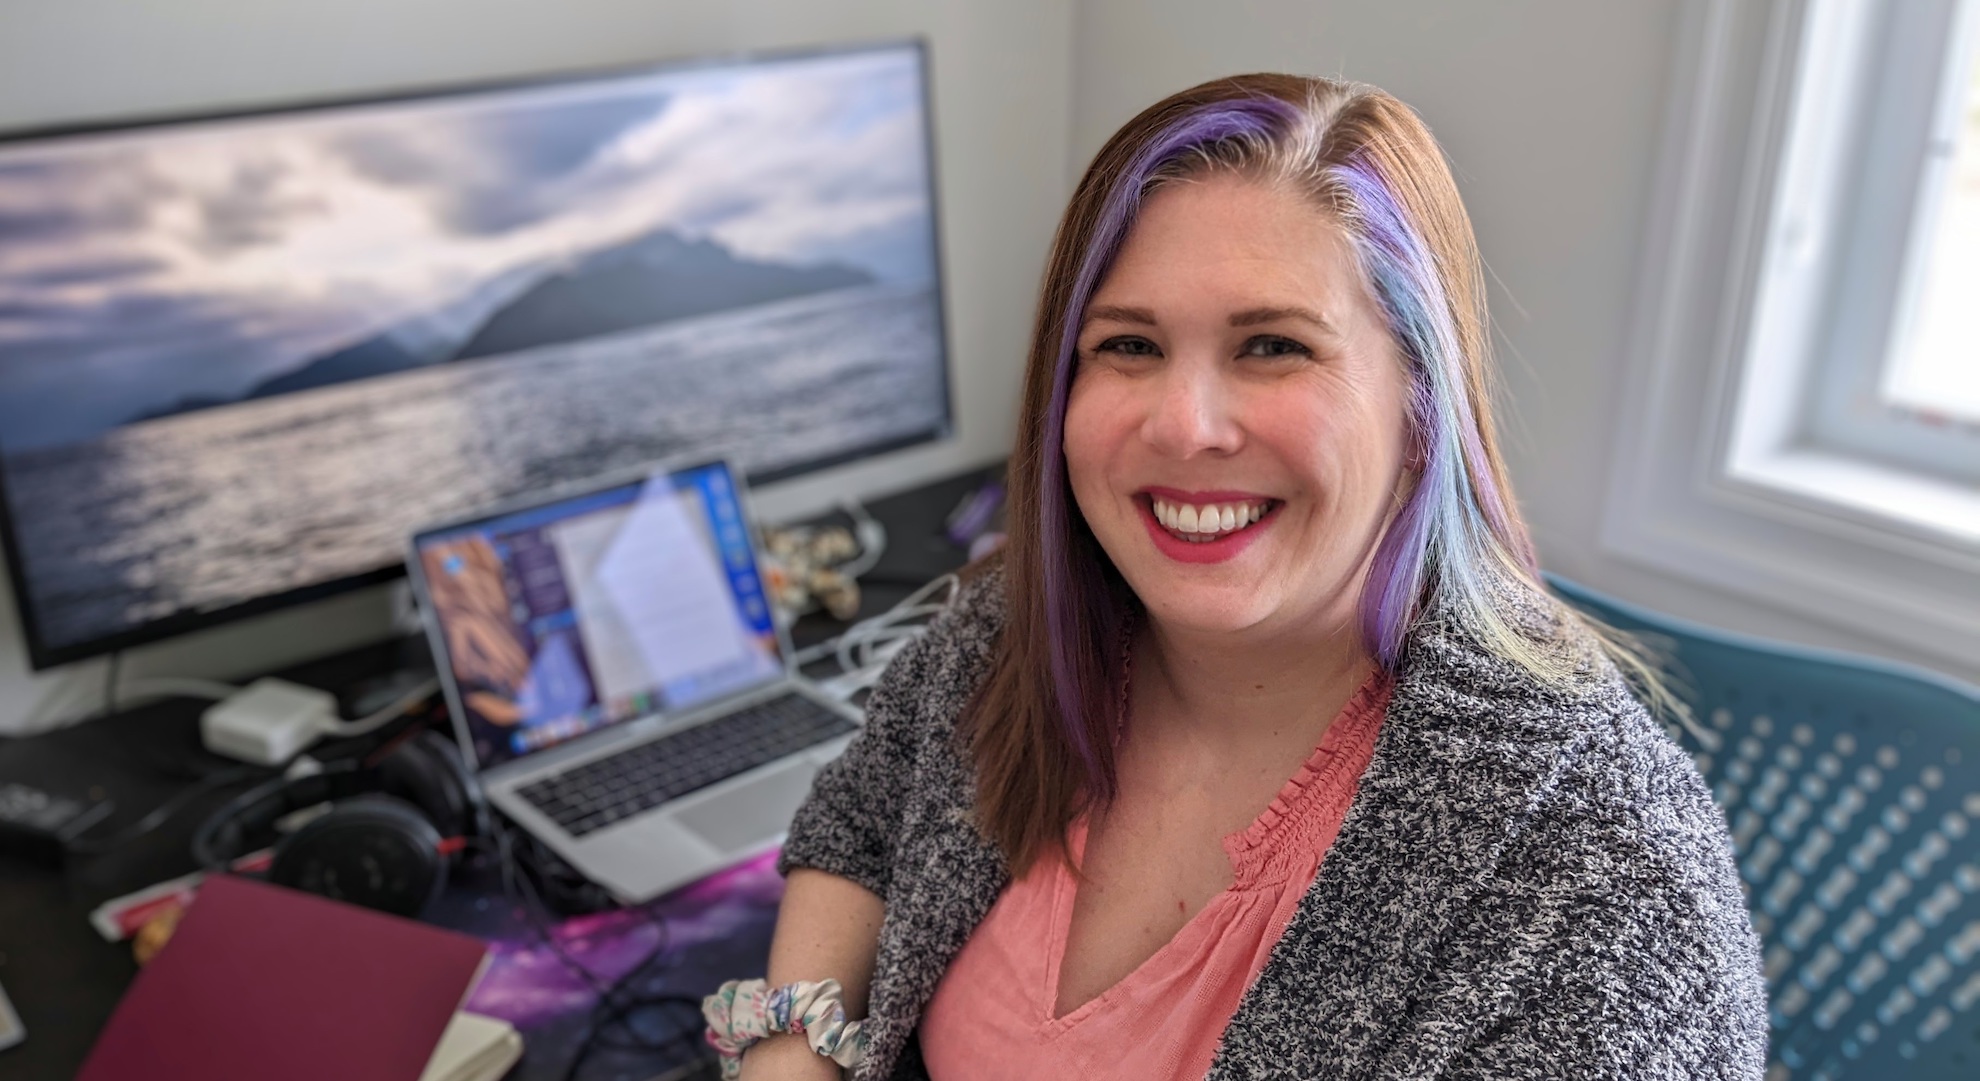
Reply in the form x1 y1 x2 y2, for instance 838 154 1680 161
0 464 995 1081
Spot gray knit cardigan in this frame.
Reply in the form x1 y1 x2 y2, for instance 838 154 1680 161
779 563 1768 1080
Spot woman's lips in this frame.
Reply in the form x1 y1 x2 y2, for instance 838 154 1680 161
1135 492 1277 564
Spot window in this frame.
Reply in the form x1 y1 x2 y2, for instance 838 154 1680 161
1803 0 1980 489
1725 0 1980 541
1884 20 1980 429
1603 0 1980 673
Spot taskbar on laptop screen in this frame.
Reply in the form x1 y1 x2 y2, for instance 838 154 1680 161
417 462 782 772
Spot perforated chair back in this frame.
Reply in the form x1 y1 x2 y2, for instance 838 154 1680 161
1549 576 1980 1081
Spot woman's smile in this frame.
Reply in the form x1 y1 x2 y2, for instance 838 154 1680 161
1135 488 1280 563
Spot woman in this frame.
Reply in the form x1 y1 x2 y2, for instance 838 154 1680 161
712 74 1766 1080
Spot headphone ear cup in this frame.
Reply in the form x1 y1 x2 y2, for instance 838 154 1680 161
377 730 479 841
269 794 445 917
421 729 487 839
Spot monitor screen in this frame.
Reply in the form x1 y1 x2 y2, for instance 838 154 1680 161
413 461 783 772
0 42 949 668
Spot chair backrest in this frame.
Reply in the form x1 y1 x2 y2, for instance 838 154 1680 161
1549 575 1980 1081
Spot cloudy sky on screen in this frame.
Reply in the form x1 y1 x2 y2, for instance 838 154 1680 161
0 47 934 451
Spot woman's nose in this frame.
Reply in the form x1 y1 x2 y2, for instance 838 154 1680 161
1140 362 1243 459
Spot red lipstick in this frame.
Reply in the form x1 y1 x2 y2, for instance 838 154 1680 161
1135 493 1276 565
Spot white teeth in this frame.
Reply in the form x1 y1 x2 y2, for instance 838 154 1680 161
1149 497 1269 539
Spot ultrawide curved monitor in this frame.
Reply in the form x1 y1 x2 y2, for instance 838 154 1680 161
0 41 951 669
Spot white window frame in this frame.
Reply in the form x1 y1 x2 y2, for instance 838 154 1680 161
1604 0 1980 673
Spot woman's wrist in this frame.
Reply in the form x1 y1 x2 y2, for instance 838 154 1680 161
738 1033 842 1080
704 977 869 1079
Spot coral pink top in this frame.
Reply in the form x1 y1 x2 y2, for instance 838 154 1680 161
920 676 1392 1081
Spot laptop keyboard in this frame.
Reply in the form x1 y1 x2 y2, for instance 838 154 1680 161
517 692 857 839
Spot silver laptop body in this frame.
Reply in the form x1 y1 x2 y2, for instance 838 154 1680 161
406 459 860 903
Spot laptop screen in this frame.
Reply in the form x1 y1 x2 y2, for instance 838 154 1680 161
412 461 783 771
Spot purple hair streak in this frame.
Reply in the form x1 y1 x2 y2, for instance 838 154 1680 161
1326 157 1533 663
1038 98 1300 795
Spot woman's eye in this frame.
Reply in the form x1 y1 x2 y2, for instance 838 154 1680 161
1239 335 1312 360
1093 335 1161 358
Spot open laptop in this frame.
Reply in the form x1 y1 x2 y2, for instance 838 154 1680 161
406 460 861 903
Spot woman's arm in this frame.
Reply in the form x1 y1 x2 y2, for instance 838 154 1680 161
738 626 941 1080
1437 748 1766 1079
738 869 886 1080
740 565 1002 1077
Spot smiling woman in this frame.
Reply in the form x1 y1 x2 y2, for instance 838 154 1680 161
1064 176 1411 643
725 74 1768 1081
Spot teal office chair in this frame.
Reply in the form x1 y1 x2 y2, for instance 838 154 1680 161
1548 576 1980 1081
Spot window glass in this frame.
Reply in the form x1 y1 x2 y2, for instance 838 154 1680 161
1886 28 1980 424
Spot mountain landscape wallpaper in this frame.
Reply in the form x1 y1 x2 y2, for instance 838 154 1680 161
0 46 949 655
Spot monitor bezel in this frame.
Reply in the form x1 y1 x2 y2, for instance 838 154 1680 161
0 37 953 671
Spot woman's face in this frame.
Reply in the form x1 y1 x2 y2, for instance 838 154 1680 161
1064 174 1414 645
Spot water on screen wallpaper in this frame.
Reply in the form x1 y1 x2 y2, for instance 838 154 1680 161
0 47 948 654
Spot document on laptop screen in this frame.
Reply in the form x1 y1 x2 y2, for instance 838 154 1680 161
552 481 754 707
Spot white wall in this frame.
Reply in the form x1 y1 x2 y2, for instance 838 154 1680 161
4 0 1968 735
1071 0 1979 686
0 0 1074 732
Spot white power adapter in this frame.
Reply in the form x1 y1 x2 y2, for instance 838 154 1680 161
200 678 339 765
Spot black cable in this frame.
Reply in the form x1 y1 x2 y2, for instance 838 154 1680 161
67 764 268 857
572 909 721 1073
185 761 366 869
588 984 707 1050
563 994 707 1081
561 972 710 1081
460 830 591 990
491 828 617 996
474 821 712 1079
457 818 716 1080
589 916 681 1032
480 823 680 1001
558 956 684 1080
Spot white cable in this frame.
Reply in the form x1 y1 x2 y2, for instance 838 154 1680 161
789 638 841 668
836 499 888 581
833 608 950 674
314 676 441 738
892 572 960 616
117 673 436 737
793 573 960 673
815 637 916 702
826 574 959 693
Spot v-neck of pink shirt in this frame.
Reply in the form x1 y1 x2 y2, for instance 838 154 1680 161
921 674 1393 1081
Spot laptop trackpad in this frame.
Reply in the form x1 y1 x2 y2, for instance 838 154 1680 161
673 761 819 853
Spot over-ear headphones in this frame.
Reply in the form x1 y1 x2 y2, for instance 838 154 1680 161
191 729 486 917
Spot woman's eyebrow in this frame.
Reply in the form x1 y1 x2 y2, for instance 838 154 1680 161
1083 304 1158 326
1229 306 1336 334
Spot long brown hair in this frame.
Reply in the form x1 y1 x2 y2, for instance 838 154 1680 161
963 74 1558 874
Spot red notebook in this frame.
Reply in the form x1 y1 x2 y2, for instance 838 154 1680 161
78 874 489 1081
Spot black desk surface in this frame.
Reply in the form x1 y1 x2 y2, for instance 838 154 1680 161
0 463 994 1081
